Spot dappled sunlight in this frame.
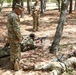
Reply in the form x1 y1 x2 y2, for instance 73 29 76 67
40 17 49 21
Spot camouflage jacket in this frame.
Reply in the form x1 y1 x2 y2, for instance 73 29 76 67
21 36 34 46
7 11 22 42
21 36 34 51
32 2 40 16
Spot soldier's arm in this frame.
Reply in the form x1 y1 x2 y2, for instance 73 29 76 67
12 16 22 42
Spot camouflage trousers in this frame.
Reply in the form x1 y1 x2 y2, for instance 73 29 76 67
32 12 40 31
9 41 21 70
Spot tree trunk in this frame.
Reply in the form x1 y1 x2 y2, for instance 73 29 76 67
0 0 4 12
12 0 21 11
44 0 46 12
49 0 70 54
27 0 32 14
74 0 76 11
57 0 61 11
69 0 72 14
40 0 46 14
20 0 24 18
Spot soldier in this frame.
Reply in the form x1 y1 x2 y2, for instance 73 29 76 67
21 33 35 52
32 0 40 31
2 33 47 53
34 51 76 75
7 4 24 70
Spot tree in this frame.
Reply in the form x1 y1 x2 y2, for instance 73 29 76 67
0 0 4 12
57 0 61 11
12 0 24 17
74 0 76 11
20 0 24 18
27 0 32 14
12 0 20 10
69 0 72 14
40 0 46 14
49 0 70 54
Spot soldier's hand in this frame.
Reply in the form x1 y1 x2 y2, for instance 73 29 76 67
19 37 22 43
36 40 40 44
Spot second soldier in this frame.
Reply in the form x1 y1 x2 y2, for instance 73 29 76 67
32 0 40 31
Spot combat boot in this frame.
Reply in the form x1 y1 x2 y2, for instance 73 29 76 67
14 59 20 71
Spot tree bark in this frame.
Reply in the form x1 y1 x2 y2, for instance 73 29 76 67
0 0 4 12
12 0 21 11
57 0 61 11
40 0 46 14
49 0 70 55
27 0 32 14
69 0 72 14
74 0 76 11
20 0 24 18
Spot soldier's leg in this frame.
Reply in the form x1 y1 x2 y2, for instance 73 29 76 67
36 15 40 31
34 13 37 31
33 12 38 31
35 15 37 31
10 42 21 71
33 16 35 31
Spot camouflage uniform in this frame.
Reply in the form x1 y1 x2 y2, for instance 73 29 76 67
21 35 35 51
7 11 22 70
32 1 40 31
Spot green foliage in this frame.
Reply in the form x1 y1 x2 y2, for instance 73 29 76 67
0 0 4 3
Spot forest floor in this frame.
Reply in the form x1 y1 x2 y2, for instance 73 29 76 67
0 8 76 75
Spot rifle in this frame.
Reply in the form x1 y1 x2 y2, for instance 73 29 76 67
34 36 48 43
57 54 64 61
50 54 64 62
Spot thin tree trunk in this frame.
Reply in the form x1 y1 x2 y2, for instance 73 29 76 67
49 0 70 55
44 0 46 12
27 0 32 14
0 0 4 12
69 0 72 14
41 0 46 14
20 0 24 18
57 0 61 11
74 0 76 11
12 0 21 11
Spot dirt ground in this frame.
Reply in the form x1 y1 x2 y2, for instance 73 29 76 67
0 8 76 75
